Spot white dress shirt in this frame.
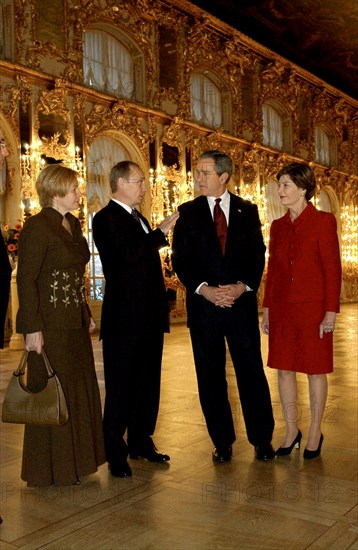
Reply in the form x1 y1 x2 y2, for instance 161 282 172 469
195 191 252 294
111 198 149 233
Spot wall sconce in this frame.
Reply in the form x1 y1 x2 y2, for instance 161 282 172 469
149 164 194 317
237 181 270 252
21 142 86 219
74 146 85 185
341 204 358 284
149 166 194 228
21 142 45 218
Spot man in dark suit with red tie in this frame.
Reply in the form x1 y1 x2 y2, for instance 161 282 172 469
172 150 275 462
93 161 178 478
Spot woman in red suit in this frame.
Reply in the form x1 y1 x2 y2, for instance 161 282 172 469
262 163 341 459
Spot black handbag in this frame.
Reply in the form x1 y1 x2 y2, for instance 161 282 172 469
2 349 69 425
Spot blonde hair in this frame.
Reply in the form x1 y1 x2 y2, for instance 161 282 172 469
36 164 78 207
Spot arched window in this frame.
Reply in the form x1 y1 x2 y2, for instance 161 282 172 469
83 30 135 99
190 74 222 129
266 179 286 223
87 136 130 301
315 127 330 165
262 104 283 150
315 189 332 212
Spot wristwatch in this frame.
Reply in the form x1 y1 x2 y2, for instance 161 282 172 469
237 281 252 292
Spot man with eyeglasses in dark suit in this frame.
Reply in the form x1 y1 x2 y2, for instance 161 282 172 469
172 150 275 463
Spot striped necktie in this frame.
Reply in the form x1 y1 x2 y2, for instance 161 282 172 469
131 208 141 223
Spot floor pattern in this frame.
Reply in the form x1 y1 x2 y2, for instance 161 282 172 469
0 305 357 549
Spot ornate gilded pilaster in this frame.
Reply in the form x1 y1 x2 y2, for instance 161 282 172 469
2 0 357 305
85 101 149 164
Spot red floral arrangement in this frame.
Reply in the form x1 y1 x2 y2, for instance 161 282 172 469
2 223 22 260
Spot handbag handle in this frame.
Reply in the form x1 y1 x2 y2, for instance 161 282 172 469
14 349 56 379
2 348 69 426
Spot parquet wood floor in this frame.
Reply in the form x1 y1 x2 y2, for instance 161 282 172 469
0 305 357 550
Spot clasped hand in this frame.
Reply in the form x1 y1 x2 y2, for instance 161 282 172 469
200 283 245 308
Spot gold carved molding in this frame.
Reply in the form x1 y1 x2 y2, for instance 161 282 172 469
34 82 72 160
85 101 150 163
1 0 356 307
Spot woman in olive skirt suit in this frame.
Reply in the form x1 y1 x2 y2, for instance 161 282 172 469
262 163 341 459
0 128 11 523
0 127 11 350
16 164 105 486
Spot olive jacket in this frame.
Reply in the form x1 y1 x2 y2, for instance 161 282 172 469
0 233 11 347
16 207 90 333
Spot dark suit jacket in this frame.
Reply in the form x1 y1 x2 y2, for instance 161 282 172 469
92 200 170 339
172 192 266 327
0 233 11 348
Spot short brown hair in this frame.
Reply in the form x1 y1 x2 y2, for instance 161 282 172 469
36 164 78 207
276 162 317 201
109 161 140 193
199 150 233 182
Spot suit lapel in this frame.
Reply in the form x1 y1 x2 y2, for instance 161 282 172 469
196 195 215 226
137 210 152 232
108 200 150 232
226 193 245 250
228 193 244 227
194 196 224 256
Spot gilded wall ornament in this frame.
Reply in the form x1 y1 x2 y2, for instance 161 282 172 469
14 0 29 62
153 88 180 113
161 120 185 158
85 101 149 162
34 83 71 151
2 0 357 303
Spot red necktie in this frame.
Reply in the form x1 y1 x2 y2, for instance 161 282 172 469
214 198 227 255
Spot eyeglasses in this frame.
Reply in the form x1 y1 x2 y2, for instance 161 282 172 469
194 170 218 179
125 177 146 185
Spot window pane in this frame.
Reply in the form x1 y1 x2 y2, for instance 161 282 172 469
86 139 129 302
83 30 134 99
263 104 283 150
190 74 222 128
315 127 330 165
94 255 103 277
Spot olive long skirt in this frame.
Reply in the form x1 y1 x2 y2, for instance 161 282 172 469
21 327 105 486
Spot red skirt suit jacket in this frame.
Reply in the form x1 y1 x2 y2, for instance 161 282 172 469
263 202 342 374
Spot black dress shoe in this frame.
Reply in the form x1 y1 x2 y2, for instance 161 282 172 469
109 460 132 477
255 443 275 461
212 446 232 462
303 434 323 459
276 430 302 456
129 447 170 462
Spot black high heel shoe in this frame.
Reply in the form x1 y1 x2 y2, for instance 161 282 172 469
303 434 323 459
275 430 302 456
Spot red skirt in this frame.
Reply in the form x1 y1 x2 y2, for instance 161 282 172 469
267 301 334 374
